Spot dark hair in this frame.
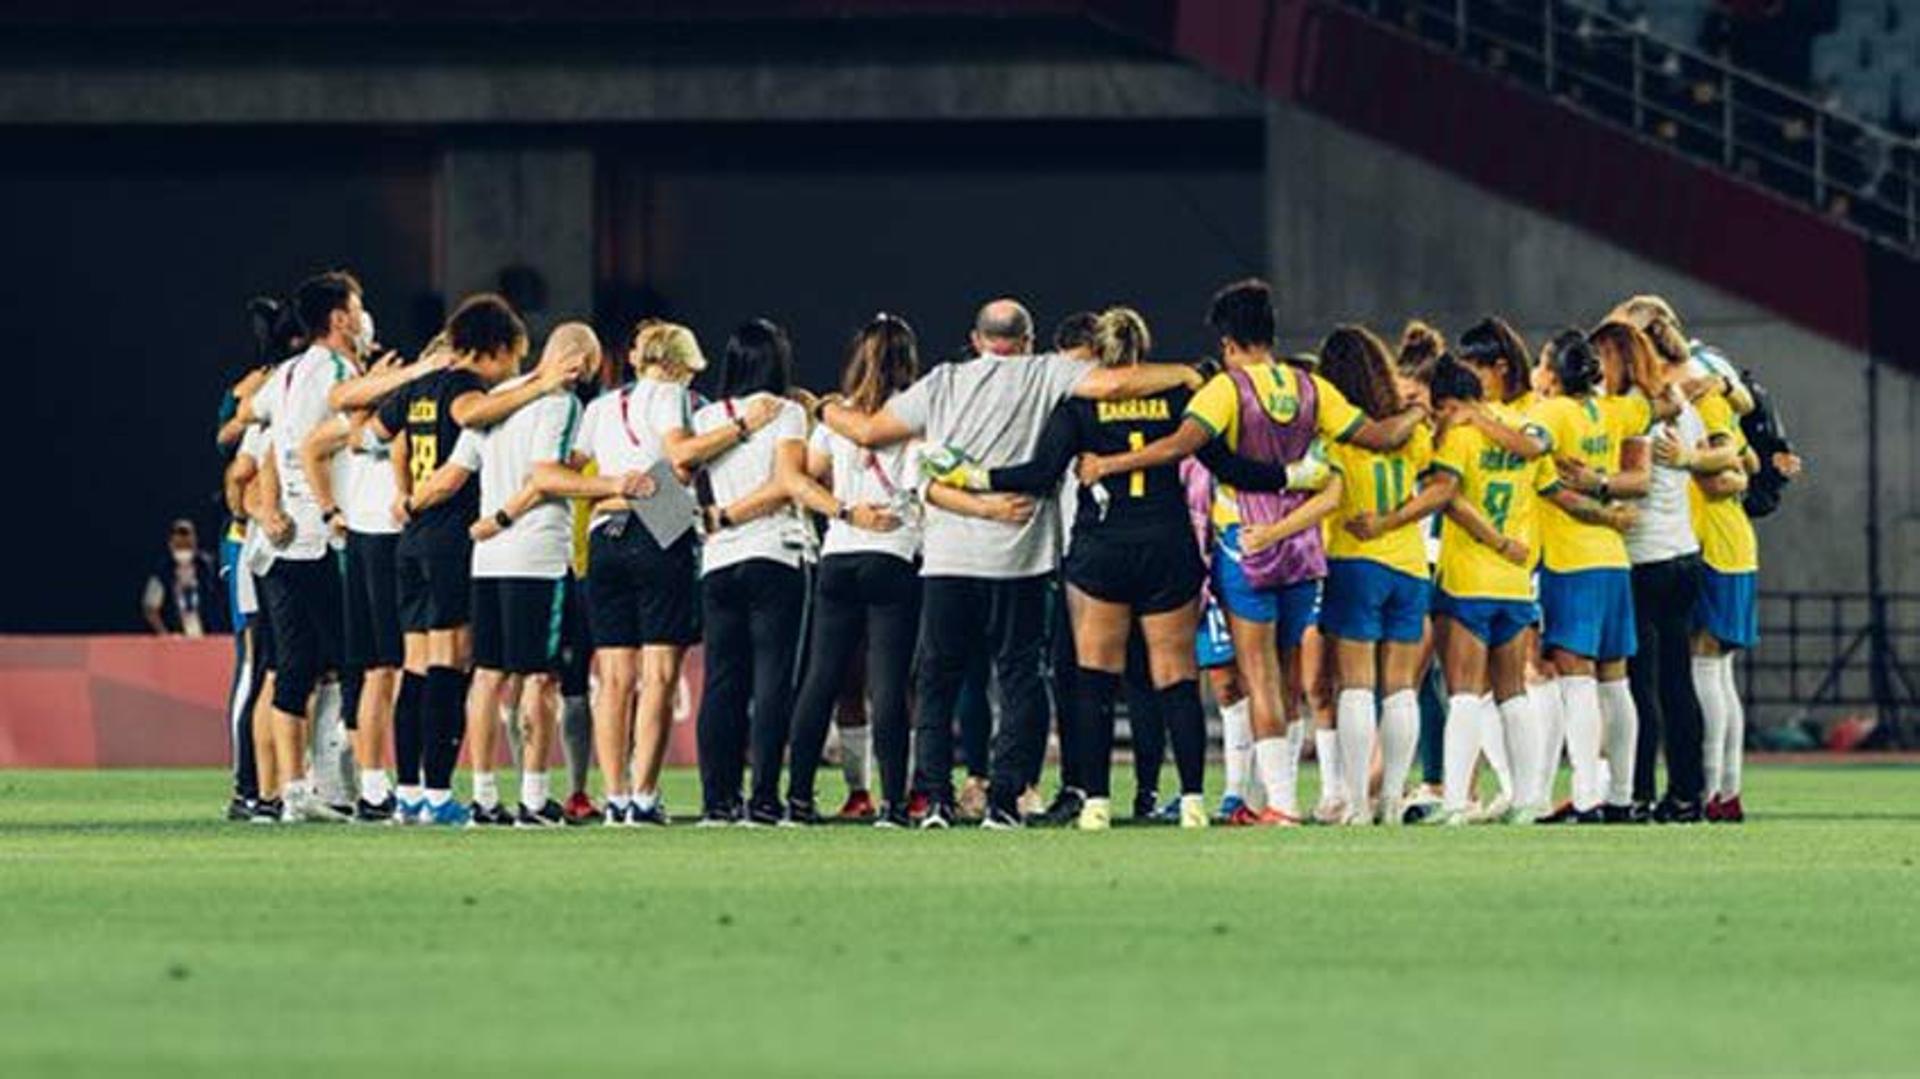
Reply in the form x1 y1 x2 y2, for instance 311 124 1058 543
1317 324 1402 420
1544 329 1602 397
1457 316 1531 402
292 271 361 341
1205 278 1277 350
842 314 918 413
1052 311 1099 353
719 318 793 399
1427 353 1483 407
446 293 528 358
1396 320 1447 383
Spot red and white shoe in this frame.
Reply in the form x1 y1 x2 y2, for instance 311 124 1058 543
1253 807 1304 828
1225 804 1262 827
562 791 599 826
906 791 930 823
837 789 877 820
1715 794 1744 823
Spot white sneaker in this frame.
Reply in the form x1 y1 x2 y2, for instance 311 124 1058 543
1311 796 1349 825
1077 797 1112 832
1178 795 1208 830
1427 807 1472 827
1377 794 1405 827
1467 795 1513 824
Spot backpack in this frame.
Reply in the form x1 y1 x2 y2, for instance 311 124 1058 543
1738 367 1791 519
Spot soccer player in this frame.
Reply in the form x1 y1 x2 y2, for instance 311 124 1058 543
462 323 649 827
372 293 564 825
1073 280 1423 826
819 298 1199 829
783 314 927 827
1688 383 1759 823
690 320 812 826
247 271 373 823
1306 326 1437 826
1180 457 1258 819
1526 331 1647 823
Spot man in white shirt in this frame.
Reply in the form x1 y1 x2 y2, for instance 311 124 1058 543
820 297 1200 828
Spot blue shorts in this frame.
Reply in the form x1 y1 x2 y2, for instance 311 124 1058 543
1211 525 1322 649
1319 559 1430 644
1194 596 1236 669
1434 590 1538 649
1539 567 1637 660
1694 568 1757 650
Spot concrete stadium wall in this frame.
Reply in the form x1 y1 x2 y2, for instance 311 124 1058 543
1265 102 1920 596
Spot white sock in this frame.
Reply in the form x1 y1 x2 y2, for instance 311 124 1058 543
1378 689 1419 809
1443 694 1481 812
839 725 873 793
1253 737 1292 814
1474 694 1514 801
633 789 660 812
1719 658 1745 796
283 776 310 805
1530 681 1566 805
1559 676 1603 810
1597 679 1638 806
1280 720 1306 812
521 770 550 811
473 771 499 809
312 682 355 805
359 768 392 805
396 784 423 805
1220 699 1253 800
1497 693 1543 810
609 793 632 810
1315 727 1348 803
425 788 451 807
1693 655 1730 797
1333 689 1374 814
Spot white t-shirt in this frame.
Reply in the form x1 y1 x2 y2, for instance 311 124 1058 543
810 424 922 563
576 377 695 534
470 378 582 580
237 425 277 593
251 345 352 561
884 352 1092 578
693 394 809 576
344 424 400 536
1626 398 1706 565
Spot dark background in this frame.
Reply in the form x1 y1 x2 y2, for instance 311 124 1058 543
0 117 1259 632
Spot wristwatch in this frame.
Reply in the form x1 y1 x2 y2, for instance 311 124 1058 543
494 509 514 529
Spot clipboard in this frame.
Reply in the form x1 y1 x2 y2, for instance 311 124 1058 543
625 457 697 548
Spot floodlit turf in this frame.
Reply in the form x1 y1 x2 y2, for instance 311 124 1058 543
2 766 1917 1078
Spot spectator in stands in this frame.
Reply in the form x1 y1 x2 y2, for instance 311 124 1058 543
143 519 229 638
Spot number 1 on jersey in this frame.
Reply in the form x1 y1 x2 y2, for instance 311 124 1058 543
1127 431 1146 498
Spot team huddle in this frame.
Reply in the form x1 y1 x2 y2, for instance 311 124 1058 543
215 271 1786 831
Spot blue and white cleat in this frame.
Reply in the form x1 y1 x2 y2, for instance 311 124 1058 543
424 799 473 827
396 797 428 825
1215 793 1249 822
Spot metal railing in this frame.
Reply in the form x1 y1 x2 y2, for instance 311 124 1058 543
1744 591 1920 739
1341 0 1920 255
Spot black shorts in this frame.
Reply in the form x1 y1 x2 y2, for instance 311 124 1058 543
557 573 591 697
249 576 277 672
259 555 344 714
343 531 403 668
587 525 699 647
1064 529 1205 615
471 577 567 674
397 534 472 633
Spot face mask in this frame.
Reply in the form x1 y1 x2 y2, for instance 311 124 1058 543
354 309 377 356
171 548 194 565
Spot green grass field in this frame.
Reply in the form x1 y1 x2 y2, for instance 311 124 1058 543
3 764 1917 1078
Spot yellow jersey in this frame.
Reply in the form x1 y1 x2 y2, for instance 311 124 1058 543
1325 426 1434 578
1529 393 1644 572
1689 393 1758 573
1431 420 1559 600
569 459 596 578
1184 363 1366 528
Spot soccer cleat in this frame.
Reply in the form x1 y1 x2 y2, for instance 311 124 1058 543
981 806 1026 831
1716 794 1744 823
1379 795 1408 826
957 777 989 821
874 805 912 829
1225 803 1262 827
1033 788 1086 828
1076 797 1113 832
629 801 670 827
1131 790 1159 822
1252 807 1303 828
1629 801 1654 824
1505 803 1549 825
250 799 282 825
696 806 739 828
562 791 599 826
514 800 566 828
785 799 824 827
905 791 931 822
1433 808 1472 827
1651 797 1704 824
425 799 473 827
1016 785 1047 819
745 800 787 828
1311 796 1350 826
1216 793 1249 821
1178 794 1209 830
1468 795 1514 825
395 797 428 825
467 802 515 828
1598 802 1640 825
918 802 955 830
353 796 397 824
1152 798 1182 823
837 790 877 820
227 797 255 822
602 802 631 827
1534 800 1581 825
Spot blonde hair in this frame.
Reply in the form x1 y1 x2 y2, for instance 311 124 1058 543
538 321 601 373
1612 294 1691 365
635 321 704 380
1092 306 1151 367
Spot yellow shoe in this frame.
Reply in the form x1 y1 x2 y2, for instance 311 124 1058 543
1077 797 1112 832
1179 794 1208 830
957 776 989 821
